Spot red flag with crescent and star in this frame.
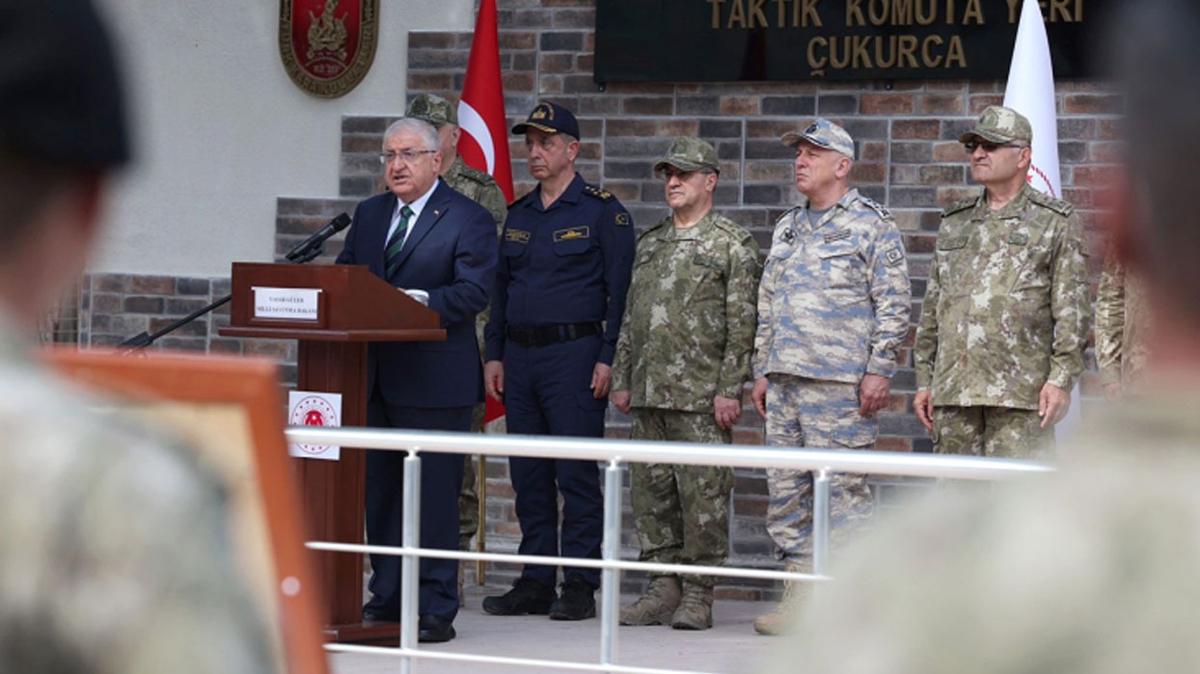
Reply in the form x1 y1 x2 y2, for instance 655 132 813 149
457 0 512 426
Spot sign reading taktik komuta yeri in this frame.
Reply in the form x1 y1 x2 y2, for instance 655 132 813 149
595 0 1110 83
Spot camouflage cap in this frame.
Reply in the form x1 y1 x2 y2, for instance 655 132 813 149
781 118 855 160
407 93 457 127
654 136 720 175
961 105 1032 145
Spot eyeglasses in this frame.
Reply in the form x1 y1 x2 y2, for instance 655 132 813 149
963 140 1027 153
379 149 437 165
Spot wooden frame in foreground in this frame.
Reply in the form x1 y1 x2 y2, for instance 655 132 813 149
45 348 329 674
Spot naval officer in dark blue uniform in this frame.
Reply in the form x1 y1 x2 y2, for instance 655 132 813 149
482 102 635 621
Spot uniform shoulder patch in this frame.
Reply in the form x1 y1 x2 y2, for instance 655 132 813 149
582 184 614 201
859 195 892 220
941 198 977 218
1027 189 1074 217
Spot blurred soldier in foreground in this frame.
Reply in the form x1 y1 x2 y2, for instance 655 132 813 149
767 2 1200 671
0 1 273 672
610 137 760 630
913 106 1090 456
407 93 508 596
750 119 911 635
1094 252 1151 399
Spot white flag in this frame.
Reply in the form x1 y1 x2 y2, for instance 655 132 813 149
1003 0 1061 198
1002 0 1080 437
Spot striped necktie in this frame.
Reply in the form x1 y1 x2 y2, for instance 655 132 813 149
384 204 414 277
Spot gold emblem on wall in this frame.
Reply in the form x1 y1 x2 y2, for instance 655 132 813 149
279 0 378 98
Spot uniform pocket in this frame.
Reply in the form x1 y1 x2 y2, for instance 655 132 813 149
816 242 865 290
553 238 591 256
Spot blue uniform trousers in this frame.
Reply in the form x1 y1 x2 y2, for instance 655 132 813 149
504 334 606 589
363 391 470 622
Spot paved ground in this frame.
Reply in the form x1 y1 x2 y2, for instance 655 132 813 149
329 587 779 674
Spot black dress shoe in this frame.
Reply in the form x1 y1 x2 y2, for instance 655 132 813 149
549 579 596 621
417 614 456 643
482 577 556 616
362 606 399 624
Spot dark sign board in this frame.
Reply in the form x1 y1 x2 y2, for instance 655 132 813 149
595 0 1110 83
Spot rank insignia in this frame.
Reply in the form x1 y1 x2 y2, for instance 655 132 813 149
553 226 590 242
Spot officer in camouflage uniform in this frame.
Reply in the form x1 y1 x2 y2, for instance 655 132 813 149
913 106 1090 457
1095 252 1151 399
610 137 760 631
750 119 911 636
0 2 275 671
769 8 1200 669
407 94 508 578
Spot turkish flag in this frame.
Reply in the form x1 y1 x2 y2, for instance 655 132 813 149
457 0 511 427
457 0 514 202
1003 0 1078 438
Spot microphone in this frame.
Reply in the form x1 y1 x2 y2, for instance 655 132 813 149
285 212 352 263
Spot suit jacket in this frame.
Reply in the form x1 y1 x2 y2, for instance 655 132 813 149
336 179 497 408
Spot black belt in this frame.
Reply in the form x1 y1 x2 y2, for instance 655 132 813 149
506 322 602 348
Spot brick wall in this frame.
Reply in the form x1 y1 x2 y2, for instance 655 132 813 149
77 0 1120 599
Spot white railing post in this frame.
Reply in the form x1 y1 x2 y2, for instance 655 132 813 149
400 449 422 674
600 458 623 670
811 468 831 576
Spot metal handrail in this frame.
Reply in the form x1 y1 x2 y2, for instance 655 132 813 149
286 426 1052 479
286 426 1052 674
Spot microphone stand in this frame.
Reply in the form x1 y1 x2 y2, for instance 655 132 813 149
116 240 329 353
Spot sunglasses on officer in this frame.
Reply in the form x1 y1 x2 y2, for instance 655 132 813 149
963 139 1028 153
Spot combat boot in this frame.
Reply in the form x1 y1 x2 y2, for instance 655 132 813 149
670 582 714 630
619 575 681 626
753 560 811 636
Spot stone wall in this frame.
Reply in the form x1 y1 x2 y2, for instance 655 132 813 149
78 0 1120 598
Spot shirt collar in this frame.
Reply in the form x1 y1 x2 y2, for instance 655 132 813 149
396 178 440 221
528 173 584 212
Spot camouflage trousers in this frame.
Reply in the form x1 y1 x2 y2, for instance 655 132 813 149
629 408 734 588
459 403 484 548
933 405 1053 458
764 375 876 561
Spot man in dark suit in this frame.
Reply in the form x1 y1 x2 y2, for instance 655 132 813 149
336 117 497 643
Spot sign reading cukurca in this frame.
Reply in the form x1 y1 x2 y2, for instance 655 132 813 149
279 0 379 98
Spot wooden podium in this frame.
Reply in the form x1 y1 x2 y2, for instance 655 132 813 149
220 262 445 642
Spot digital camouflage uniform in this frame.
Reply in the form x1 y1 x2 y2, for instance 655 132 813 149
914 182 1090 457
612 137 759 629
754 176 911 561
1095 254 1151 392
0 319 276 674
407 93 510 552
613 209 760 586
770 392 1200 674
914 106 1090 458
